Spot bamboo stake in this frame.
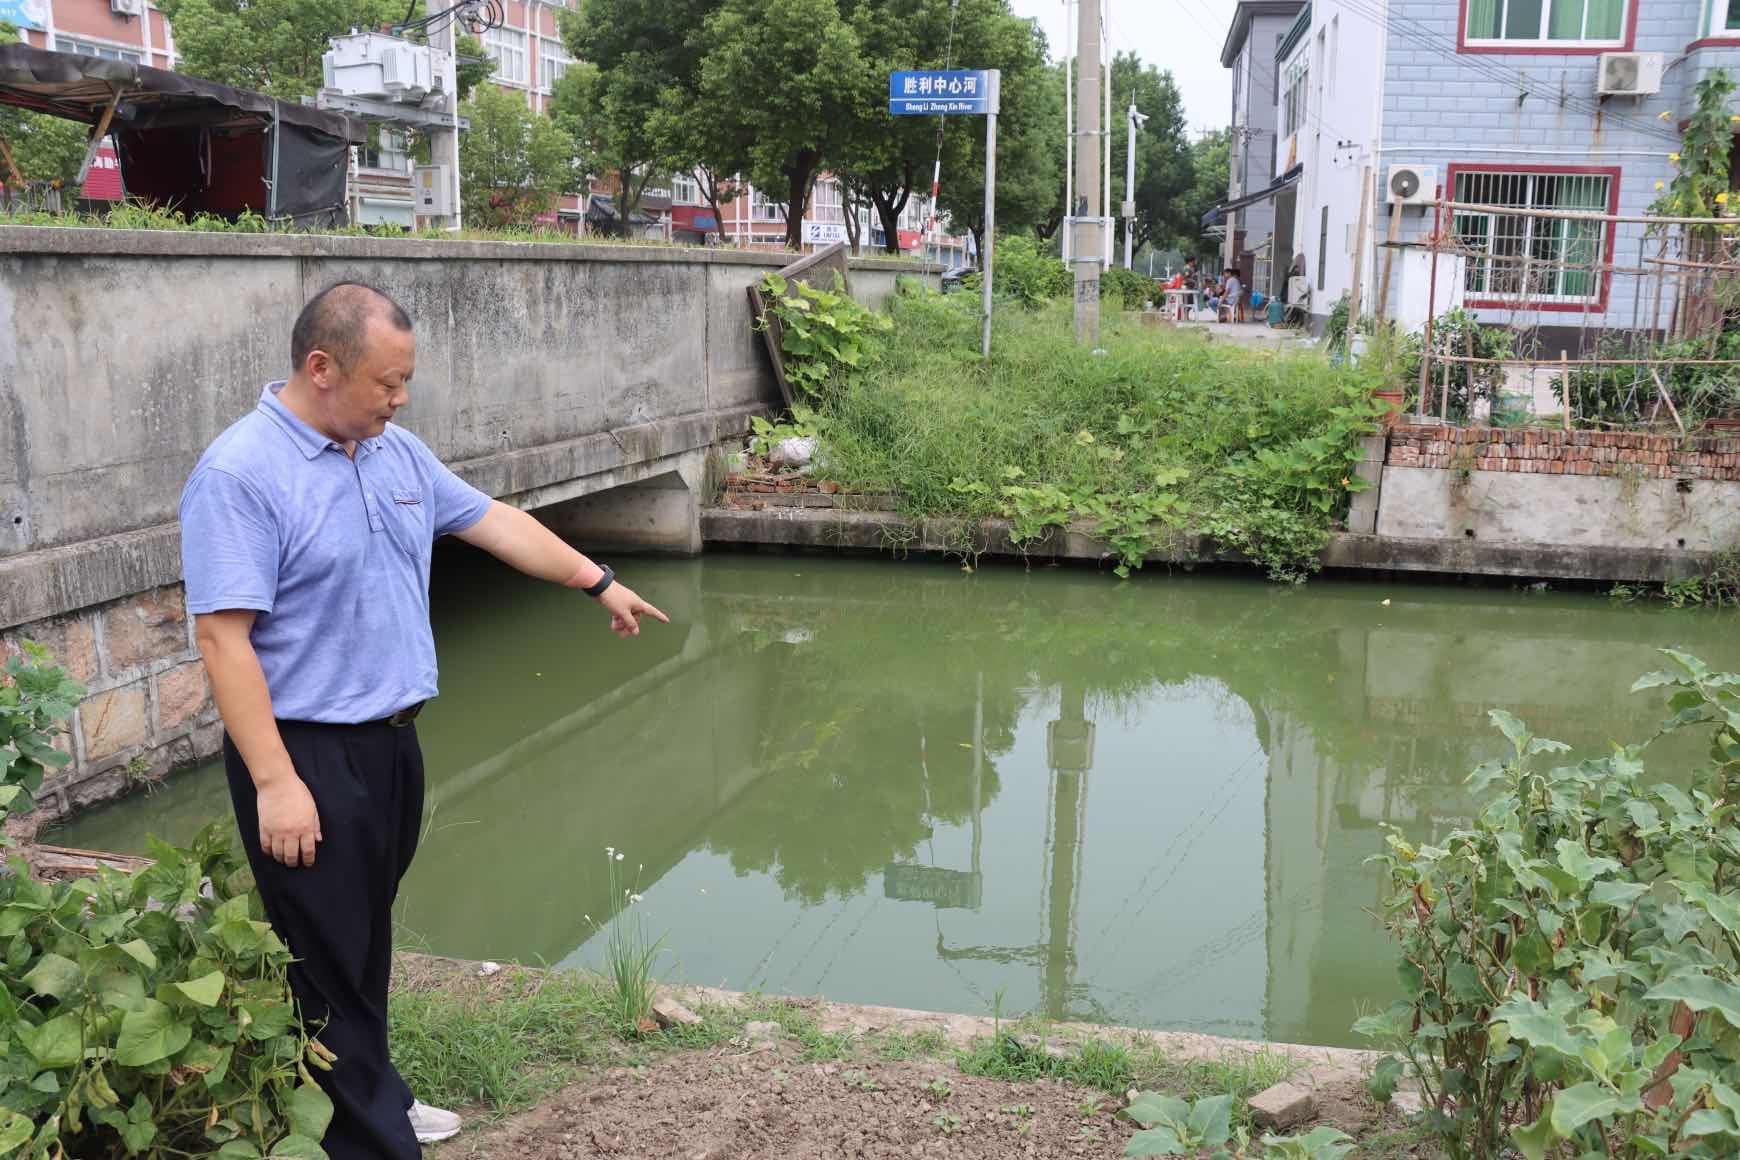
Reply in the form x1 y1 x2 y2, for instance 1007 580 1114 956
1346 165 1373 350
1561 352 1571 432
1649 367 1686 437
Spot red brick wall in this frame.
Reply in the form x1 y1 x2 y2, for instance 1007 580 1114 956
1387 425 1740 481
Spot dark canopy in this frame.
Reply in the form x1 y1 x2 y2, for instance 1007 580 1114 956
0 45 363 225
1201 163 1305 229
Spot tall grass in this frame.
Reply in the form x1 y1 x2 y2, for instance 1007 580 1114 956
813 289 1381 579
586 846 665 1034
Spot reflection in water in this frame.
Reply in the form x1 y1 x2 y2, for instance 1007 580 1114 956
53 551 1738 1048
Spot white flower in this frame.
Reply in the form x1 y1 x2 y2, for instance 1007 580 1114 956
630 893 644 904
615 853 624 861
605 846 615 856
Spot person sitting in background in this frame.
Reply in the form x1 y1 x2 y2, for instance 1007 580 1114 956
1181 257 1200 289
1208 268 1242 319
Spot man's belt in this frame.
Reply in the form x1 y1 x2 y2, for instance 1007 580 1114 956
366 702 425 728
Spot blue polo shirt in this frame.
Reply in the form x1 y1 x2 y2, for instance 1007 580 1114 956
179 383 493 724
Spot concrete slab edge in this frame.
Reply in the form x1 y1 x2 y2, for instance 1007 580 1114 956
393 953 1374 1077
0 226 926 272
702 506 1712 584
1 408 764 630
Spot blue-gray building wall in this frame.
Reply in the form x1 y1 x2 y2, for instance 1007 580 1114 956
1379 0 1740 333
1231 13 1301 265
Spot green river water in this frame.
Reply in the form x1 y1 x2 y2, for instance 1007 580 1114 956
51 550 1740 1049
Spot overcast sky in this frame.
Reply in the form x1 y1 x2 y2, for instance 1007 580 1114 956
1006 0 1234 135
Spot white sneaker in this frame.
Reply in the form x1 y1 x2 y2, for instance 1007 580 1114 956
408 1099 462 1144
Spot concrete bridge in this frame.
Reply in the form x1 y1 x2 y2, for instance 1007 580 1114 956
0 227 918 817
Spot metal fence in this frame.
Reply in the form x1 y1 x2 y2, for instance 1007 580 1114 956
1412 192 1740 432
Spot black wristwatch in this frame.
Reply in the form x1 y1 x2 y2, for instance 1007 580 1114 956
583 564 616 598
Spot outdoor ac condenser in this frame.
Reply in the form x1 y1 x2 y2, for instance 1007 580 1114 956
1596 52 1663 97
1386 165 1437 206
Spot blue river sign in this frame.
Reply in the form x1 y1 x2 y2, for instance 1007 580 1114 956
888 70 999 116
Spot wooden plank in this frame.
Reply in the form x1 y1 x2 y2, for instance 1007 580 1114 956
746 242 854 414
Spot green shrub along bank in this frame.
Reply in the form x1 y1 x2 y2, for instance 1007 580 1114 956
1363 651 1740 1160
759 279 1382 580
0 645 334 1159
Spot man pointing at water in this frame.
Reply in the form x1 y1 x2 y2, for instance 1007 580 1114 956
179 282 667 1157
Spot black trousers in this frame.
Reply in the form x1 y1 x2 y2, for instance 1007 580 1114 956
224 721 425 1160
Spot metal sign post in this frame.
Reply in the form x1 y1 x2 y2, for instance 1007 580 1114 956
889 68 1001 359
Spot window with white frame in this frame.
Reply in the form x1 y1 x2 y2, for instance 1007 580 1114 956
1452 169 1612 303
812 178 843 222
483 27 527 85
753 191 785 221
671 175 701 205
1464 0 1624 46
53 35 142 63
361 127 410 171
538 38 570 91
1281 53 1308 138
1709 0 1740 35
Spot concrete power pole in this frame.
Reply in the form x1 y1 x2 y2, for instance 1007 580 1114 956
1071 0 1102 344
433 14 462 230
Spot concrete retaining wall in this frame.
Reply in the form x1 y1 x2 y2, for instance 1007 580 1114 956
0 228 924 628
1377 425 1740 553
0 228 925 821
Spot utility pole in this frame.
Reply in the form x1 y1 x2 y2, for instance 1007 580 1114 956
432 13 461 230
1062 0 1073 268
1123 102 1146 269
1071 0 1102 344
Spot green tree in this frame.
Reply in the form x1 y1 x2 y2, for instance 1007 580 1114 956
835 0 1049 255
453 32 495 102
697 0 869 251
1168 129 1227 260
930 10 1053 258
1109 52 1193 259
459 83 579 229
557 0 712 236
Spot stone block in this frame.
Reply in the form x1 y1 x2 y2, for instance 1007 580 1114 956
193 721 225 760
66 767 129 811
155 660 210 732
650 997 704 1028
81 683 149 760
103 587 188 673
1249 1081 1316 1131
1 613 99 684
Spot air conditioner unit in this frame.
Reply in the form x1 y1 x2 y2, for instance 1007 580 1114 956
1596 52 1663 96
109 0 145 17
1386 164 1437 206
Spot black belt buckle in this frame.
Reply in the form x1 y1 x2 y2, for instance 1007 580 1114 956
385 702 424 728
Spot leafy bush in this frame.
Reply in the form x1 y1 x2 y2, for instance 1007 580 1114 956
0 644 332 1159
1362 650 1740 1159
1100 266 1155 311
757 271 891 399
747 405 824 459
1122 1092 1355 1159
986 234 1072 308
1411 308 1514 422
1554 332 1740 428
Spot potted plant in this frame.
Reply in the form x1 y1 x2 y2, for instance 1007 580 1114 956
1364 322 1414 425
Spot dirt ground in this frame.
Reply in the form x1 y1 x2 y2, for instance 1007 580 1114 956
432 1039 1399 1160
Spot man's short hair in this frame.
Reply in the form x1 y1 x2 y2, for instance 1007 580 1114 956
290 282 413 372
